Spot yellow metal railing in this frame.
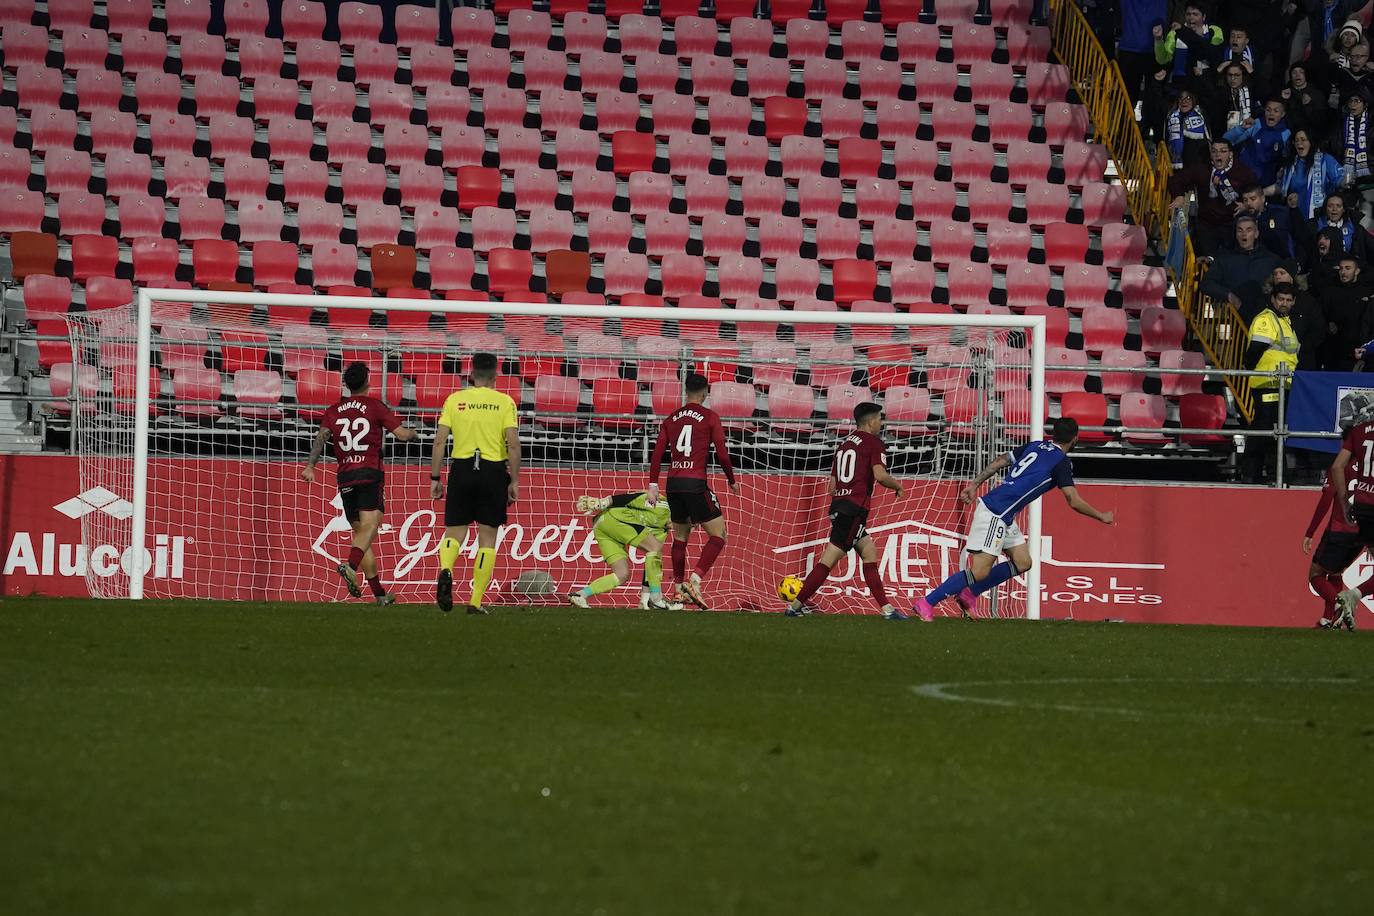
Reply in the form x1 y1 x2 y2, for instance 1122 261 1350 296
1046 0 1254 420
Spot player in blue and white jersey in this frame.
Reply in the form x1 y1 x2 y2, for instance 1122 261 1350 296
895 418 1115 622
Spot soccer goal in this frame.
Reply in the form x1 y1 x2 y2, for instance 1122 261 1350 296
64 290 1046 618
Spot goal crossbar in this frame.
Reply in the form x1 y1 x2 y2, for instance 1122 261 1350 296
127 288 1048 616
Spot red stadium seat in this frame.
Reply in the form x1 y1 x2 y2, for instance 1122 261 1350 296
193 239 239 285
1180 393 1228 445
132 237 180 285
172 367 223 420
1140 307 1188 356
1059 391 1109 442
833 259 877 304
487 248 534 294
456 166 502 211
68 234 114 281
22 275 74 322
1023 304 1069 348
534 375 582 428
591 377 640 428
1159 349 1206 397
613 131 657 176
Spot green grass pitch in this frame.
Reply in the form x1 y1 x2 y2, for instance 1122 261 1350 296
2 599 1372 915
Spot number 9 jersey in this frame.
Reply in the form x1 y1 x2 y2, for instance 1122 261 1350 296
321 395 403 488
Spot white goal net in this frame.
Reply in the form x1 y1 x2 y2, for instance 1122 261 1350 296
65 290 1045 618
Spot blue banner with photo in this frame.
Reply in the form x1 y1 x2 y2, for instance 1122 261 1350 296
1286 372 1374 452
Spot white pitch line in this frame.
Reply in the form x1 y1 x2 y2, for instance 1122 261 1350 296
910 677 1362 725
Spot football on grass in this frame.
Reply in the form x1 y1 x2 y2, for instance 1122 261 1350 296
777 575 803 602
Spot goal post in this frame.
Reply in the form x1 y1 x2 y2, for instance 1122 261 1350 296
68 289 1046 618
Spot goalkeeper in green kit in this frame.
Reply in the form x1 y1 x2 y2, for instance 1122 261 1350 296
568 492 683 610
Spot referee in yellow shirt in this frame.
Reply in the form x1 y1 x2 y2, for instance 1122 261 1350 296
430 352 521 614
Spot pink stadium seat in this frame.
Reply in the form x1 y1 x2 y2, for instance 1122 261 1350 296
575 332 623 380
803 58 849 100
1062 265 1111 312
234 196 284 244
745 57 791 100
1006 265 1052 310
815 213 860 261
950 24 997 64
803 341 850 387
818 97 863 137
873 99 920 141
601 251 649 296
948 138 996 185
756 214 802 260
311 243 359 286
233 369 283 421
707 94 753 137
118 28 167 72
643 211 690 256
513 167 559 215
295 199 343 246
534 375 582 428
370 83 417 125
850 299 898 342
88 111 138 158
192 73 242 118
593 89 641 134
967 184 1014 225
767 382 815 432
409 44 455 90
1159 350 1206 397
704 380 754 430
1120 393 1168 444
22 275 74 322
1023 182 1072 225
149 112 199 158
380 121 428 166
1062 141 1109 186
986 221 1033 265
672 15 717 54
1101 223 1149 266
888 259 935 303
796 176 843 220
987 102 1033 146
667 132 714 177
715 255 762 299
323 120 373 164
1178 393 1227 446
629 171 673 215
17 95 64 140
107 0 153 32
469 205 516 251
439 124 485 169
946 262 994 304
924 344 967 395
1121 265 1168 313
237 36 284 82
903 176 956 224
352 40 399 85
786 18 829 59
131 236 179 284
865 342 913 391
773 256 819 301
281 0 327 41
70 234 117 281
620 14 663 53
585 208 632 252
699 211 746 257
42 149 92 194
1024 62 1072 106
857 59 903 102
661 253 706 297
56 190 105 236
1140 307 1188 356
653 93 698 138
635 52 681 97
16 66 61 113
1080 183 1128 226
49 362 101 415
252 75 300 119
208 115 254 163
394 3 439 48
283 158 333 206
62 26 109 70
173 196 224 241
0 188 42 235
930 222 976 264
424 85 471 127
1099 347 1147 397
827 382 873 425
1082 308 1127 355
2 24 48 68
636 336 684 384
179 32 226 76
267 118 316 162
579 50 625 95
448 6 494 51
73 67 121 114
428 245 476 290
913 60 958 99
354 203 400 248
520 47 565 93
871 217 917 263
727 15 772 56
892 20 939 60
552 127 598 173
1045 346 1088 395
689 54 734 99
507 8 553 52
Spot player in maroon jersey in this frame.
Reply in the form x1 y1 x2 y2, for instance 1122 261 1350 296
647 373 739 609
1326 416 1374 630
784 402 906 618
1305 451 1363 629
301 362 418 604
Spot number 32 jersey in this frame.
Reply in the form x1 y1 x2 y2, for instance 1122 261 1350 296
832 430 887 511
981 440 1075 522
321 395 402 488
1342 421 1374 507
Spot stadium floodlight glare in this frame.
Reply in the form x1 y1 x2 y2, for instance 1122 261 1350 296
67 289 1046 619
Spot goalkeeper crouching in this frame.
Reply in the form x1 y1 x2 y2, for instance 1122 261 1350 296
568 492 683 610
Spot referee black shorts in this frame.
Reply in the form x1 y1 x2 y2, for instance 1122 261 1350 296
446 460 510 528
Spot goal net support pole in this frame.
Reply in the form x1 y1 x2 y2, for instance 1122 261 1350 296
112 288 1046 616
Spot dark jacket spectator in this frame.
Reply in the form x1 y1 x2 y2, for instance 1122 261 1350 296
1266 262 1328 368
1168 139 1261 253
1281 64 1334 136
1332 43 1374 102
1238 185 1296 258
1308 226 1349 295
1201 216 1283 316
1319 254 1374 369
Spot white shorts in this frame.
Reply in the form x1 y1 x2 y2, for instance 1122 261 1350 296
965 499 1025 555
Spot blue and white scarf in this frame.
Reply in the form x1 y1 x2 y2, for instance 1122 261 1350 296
1223 44 1254 68
1210 165 1241 205
1345 112 1370 177
1318 216 1357 252
1166 107 1208 166
1229 84 1253 121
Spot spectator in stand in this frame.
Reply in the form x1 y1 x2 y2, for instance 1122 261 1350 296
1119 0 1169 139
1338 90 1374 225
1294 192 1370 262
1201 215 1283 319
1319 253 1374 368
1332 42 1374 101
1282 64 1333 136
1219 25 1256 73
1270 262 1328 369
1238 184 1296 258
1275 128 1343 219
1217 62 1262 132
1308 225 1350 292
1155 4 1225 95
1242 282 1301 484
1169 138 1260 254
1292 2 1371 69
1317 16 1367 89
1167 89 1212 168
1226 98 1292 186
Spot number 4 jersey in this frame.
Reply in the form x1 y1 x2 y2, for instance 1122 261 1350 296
650 403 737 493
980 440 1075 522
321 395 402 488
